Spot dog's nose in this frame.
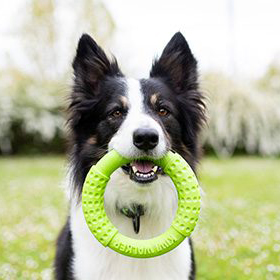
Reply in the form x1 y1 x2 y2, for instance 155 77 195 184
133 128 159 150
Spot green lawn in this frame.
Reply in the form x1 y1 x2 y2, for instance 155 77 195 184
0 156 279 279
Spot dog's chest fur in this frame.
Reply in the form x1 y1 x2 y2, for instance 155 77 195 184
70 171 192 280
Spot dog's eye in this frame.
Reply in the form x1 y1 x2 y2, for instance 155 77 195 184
158 108 169 117
111 110 123 118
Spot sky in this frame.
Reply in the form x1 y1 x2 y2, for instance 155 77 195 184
1 0 280 80
105 0 280 79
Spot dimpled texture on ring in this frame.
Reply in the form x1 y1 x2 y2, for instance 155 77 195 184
162 153 200 237
82 167 118 247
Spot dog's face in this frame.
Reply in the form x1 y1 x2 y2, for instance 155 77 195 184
68 32 205 195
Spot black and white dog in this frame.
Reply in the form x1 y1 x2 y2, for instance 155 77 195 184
55 32 205 280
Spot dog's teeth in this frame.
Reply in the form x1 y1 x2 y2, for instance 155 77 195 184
132 166 137 173
152 166 158 172
134 171 155 179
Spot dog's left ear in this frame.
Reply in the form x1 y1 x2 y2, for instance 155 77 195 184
150 32 198 93
69 34 123 129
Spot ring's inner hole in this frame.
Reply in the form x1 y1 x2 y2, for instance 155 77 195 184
103 165 178 239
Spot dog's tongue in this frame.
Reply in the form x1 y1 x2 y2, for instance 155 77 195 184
132 161 154 173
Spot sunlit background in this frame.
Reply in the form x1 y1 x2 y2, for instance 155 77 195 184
0 0 280 279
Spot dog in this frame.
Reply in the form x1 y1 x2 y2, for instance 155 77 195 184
54 32 205 280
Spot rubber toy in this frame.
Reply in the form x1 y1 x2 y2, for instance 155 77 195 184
82 150 200 258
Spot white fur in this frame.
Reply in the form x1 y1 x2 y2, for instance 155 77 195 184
108 78 167 159
70 78 192 279
70 172 192 280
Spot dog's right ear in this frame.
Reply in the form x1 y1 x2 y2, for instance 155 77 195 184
72 34 122 93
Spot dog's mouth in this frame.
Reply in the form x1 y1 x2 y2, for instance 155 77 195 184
122 160 162 184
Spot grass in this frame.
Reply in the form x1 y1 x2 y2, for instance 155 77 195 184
0 156 280 279
0 156 67 280
195 157 280 280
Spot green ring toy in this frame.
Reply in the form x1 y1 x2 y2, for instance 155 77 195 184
82 150 200 258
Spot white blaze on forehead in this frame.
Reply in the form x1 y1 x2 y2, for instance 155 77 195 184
125 78 159 128
108 78 167 159
126 78 144 114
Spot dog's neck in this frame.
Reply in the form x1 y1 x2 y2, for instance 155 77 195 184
103 169 178 239
119 203 145 234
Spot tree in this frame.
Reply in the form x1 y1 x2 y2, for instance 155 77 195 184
0 0 115 154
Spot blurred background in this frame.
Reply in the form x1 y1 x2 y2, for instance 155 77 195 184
0 0 279 279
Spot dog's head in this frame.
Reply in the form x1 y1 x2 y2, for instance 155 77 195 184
68 32 205 195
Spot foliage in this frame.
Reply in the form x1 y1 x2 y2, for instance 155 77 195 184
0 0 115 154
257 61 280 94
0 68 65 154
202 73 280 157
1 0 280 156
0 156 279 279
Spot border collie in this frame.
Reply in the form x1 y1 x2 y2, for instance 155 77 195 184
54 32 205 280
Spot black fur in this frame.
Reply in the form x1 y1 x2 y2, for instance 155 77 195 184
142 32 205 169
68 34 126 197
150 32 198 93
55 32 205 279
189 238 196 280
54 218 74 280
